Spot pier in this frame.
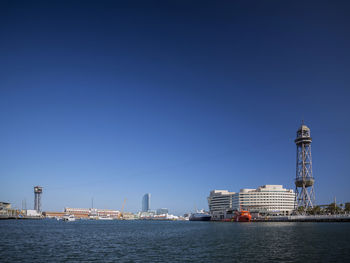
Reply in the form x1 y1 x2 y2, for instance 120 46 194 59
252 214 350 222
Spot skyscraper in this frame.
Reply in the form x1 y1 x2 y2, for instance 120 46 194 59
142 193 150 212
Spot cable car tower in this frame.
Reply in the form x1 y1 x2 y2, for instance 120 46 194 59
34 186 43 213
294 122 315 212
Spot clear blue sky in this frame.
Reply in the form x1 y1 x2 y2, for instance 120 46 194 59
1 1 349 215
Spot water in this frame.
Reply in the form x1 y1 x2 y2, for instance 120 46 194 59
1 220 350 262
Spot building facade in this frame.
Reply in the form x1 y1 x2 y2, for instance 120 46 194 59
142 193 150 212
156 208 168 215
0 202 23 218
207 190 235 220
0 202 12 217
64 207 120 219
208 185 296 219
232 185 296 216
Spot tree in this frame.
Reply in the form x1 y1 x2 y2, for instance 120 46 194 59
326 203 341 214
345 202 350 213
310 206 321 215
297 206 305 214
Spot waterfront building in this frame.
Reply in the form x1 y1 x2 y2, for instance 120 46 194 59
121 212 137 220
26 209 41 217
64 207 120 219
65 207 90 217
208 185 296 219
156 208 168 215
142 193 150 212
139 210 155 219
0 202 11 210
232 185 296 216
95 209 120 218
207 190 235 220
43 211 65 218
0 202 11 218
0 202 20 218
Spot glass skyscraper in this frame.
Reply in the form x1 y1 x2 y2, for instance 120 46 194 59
142 193 150 212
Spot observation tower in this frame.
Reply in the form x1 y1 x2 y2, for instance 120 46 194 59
34 186 43 212
294 123 315 212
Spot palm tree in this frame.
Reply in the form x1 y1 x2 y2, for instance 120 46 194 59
327 203 341 214
311 206 321 215
297 206 305 214
345 202 350 213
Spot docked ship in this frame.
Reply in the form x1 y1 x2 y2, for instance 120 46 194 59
62 214 76 222
98 216 113 220
222 208 252 222
233 210 251 222
189 210 211 221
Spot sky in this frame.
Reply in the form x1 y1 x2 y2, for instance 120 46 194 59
1 0 350 215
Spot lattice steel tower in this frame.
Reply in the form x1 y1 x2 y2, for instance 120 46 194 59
34 186 43 212
294 123 315 211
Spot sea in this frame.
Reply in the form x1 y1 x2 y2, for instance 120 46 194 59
1 219 350 262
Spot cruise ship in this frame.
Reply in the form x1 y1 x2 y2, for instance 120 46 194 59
189 210 211 221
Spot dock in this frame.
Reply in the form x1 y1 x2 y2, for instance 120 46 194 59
252 214 350 222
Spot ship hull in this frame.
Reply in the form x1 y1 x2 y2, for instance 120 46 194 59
189 217 211 221
189 215 211 221
235 215 251 222
233 211 252 222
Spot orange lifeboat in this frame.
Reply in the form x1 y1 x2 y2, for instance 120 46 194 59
233 210 252 222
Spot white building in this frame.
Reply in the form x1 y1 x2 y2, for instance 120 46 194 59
207 190 235 220
232 185 296 216
64 207 120 218
26 209 41 217
208 185 296 219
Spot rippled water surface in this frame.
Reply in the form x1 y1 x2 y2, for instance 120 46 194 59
1 220 350 262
